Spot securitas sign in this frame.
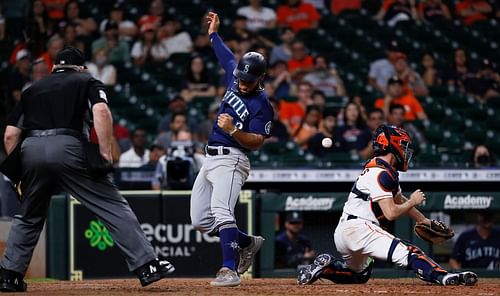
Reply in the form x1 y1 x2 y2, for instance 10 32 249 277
285 196 335 211
444 194 493 209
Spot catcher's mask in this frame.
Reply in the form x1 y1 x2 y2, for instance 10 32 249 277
373 124 413 172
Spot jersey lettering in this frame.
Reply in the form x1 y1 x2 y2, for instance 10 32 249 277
222 90 250 121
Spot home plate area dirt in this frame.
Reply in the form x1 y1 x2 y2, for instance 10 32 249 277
25 278 499 295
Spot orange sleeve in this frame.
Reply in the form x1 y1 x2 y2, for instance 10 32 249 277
382 0 396 11
374 98 384 109
277 6 287 25
279 102 291 121
411 97 424 114
306 4 321 21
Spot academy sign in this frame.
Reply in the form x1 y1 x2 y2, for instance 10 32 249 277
443 194 493 209
285 195 335 211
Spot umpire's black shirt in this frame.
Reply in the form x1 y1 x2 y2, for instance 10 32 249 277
7 68 107 130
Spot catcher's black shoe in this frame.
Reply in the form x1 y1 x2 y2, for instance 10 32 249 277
135 258 175 287
458 271 478 286
297 253 334 285
0 268 27 292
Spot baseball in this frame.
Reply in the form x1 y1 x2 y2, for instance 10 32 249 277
322 137 333 148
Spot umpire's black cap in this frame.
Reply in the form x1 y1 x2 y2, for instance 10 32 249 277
54 46 86 67
233 52 266 82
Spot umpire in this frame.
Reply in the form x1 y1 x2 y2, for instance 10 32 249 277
0 47 174 292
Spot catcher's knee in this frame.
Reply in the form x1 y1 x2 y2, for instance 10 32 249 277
386 239 410 268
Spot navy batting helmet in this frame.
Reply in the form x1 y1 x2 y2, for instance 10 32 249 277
233 52 266 82
373 124 413 171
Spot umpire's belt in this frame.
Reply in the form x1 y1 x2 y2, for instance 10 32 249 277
206 146 230 156
25 128 82 140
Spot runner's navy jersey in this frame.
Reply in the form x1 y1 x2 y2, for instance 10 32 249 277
208 32 273 152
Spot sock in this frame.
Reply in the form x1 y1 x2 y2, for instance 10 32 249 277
219 227 239 270
238 230 251 248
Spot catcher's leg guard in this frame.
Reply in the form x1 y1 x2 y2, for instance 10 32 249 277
404 241 448 284
320 256 373 284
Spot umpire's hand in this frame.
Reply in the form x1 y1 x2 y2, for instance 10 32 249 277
207 12 220 35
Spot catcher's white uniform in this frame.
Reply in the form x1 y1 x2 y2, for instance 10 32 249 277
334 158 409 272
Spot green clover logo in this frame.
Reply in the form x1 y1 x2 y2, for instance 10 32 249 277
84 220 114 251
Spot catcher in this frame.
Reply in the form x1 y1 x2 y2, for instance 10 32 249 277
298 125 478 286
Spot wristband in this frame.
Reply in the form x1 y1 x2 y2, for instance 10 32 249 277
229 126 239 136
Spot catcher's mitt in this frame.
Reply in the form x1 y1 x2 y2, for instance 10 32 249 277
414 220 454 244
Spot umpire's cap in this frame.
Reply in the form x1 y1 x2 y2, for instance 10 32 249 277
54 46 85 67
233 52 266 82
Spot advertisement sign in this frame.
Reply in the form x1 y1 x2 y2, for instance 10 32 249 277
69 191 253 279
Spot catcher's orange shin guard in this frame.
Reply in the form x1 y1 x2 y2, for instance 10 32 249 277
405 242 447 284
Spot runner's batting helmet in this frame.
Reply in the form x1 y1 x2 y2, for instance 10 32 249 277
233 52 266 82
373 124 413 171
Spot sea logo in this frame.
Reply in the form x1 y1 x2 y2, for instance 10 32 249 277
84 220 115 251
285 196 336 211
443 194 493 209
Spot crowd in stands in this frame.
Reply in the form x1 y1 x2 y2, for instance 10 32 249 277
1 0 500 180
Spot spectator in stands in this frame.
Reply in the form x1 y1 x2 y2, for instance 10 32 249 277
268 99 290 142
394 54 429 96
279 81 314 134
159 17 193 58
31 58 49 82
194 101 220 144
7 49 31 103
455 0 493 26
264 60 292 99
118 128 151 168
42 0 67 21
334 102 372 153
99 3 137 42
86 48 117 86
61 23 78 48
293 105 321 150
417 0 452 24
156 113 189 150
58 0 96 37
180 56 217 103
368 40 402 93
450 212 500 270
308 110 337 157
304 0 327 10
468 144 495 169
275 211 316 269
420 52 441 87
158 95 189 133
137 0 165 28
359 108 385 159
192 12 213 57
237 0 277 32
464 59 500 101
442 48 476 92
288 40 314 81
270 27 295 64
141 144 166 169
330 0 362 15
277 0 321 32
375 0 418 27
303 55 346 97
386 104 426 149
131 22 168 66
26 0 54 57
312 90 326 113
39 34 63 71
375 76 428 121
92 22 130 64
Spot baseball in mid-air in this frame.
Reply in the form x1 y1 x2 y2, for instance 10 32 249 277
322 137 333 148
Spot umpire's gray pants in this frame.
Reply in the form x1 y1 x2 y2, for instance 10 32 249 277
190 150 250 234
0 135 156 274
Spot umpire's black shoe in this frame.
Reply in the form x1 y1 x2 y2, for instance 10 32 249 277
0 268 27 292
135 258 175 287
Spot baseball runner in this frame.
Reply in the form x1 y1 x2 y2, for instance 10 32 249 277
297 125 478 286
0 47 174 292
190 12 273 287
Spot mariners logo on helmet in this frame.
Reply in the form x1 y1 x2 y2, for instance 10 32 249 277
373 125 413 172
233 52 266 82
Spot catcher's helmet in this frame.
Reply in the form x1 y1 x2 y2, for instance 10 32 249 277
373 124 413 171
233 52 266 82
